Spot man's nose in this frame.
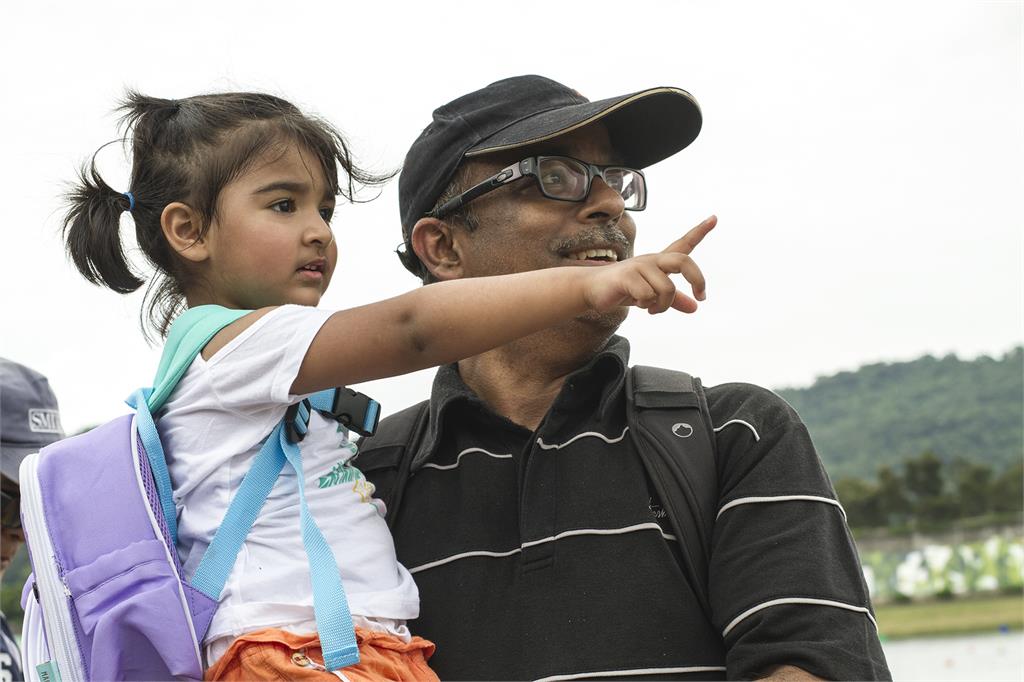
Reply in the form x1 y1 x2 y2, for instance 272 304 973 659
577 177 626 222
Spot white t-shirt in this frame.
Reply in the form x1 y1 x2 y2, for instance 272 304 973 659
157 305 419 663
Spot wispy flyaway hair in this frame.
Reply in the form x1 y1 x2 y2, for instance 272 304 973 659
63 91 391 338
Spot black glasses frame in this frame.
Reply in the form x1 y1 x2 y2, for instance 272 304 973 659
429 155 647 219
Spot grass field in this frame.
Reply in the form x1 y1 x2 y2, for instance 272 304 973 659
875 594 1024 640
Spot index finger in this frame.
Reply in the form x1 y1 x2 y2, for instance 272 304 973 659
661 215 717 255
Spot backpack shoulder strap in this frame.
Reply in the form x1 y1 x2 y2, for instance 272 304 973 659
191 414 361 669
125 305 250 544
625 365 718 621
128 304 363 669
149 304 251 411
356 400 431 530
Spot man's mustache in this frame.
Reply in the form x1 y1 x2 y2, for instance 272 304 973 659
553 225 633 257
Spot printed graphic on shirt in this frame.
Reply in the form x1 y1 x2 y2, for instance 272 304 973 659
352 478 375 503
315 435 359 489
648 496 667 521
318 460 364 489
317 460 387 518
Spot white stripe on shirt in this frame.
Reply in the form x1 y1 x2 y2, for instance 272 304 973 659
409 522 673 574
716 495 847 521
420 447 512 471
534 665 728 682
712 419 760 441
722 597 878 638
537 426 630 450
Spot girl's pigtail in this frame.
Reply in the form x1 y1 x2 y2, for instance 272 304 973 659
62 156 143 294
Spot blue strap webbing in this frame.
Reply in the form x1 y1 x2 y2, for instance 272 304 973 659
188 387 358 669
276 411 359 669
189 425 287 601
133 306 360 672
363 400 380 434
128 388 180 544
126 304 250 542
308 389 336 413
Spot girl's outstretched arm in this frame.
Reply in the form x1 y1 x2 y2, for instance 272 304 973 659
289 226 710 393
200 218 716 394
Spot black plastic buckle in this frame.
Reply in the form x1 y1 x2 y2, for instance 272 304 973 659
285 399 312 443
329 388 380 438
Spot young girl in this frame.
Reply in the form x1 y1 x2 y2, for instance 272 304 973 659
63 91 707 681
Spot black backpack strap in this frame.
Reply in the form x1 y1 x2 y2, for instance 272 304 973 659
355 400 431 530
626 365 719 622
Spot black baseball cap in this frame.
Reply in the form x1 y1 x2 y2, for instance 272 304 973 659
1 358 64 483
398 75 702 274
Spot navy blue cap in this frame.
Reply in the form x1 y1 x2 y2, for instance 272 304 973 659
1 358 64 483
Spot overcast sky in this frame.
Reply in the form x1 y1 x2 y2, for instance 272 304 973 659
1 1 1020 433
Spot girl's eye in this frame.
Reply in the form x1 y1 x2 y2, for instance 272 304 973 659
319 207 334 222
271 199 296 213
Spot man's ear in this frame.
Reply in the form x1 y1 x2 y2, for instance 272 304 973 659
411 217 465 280
161 202 210 263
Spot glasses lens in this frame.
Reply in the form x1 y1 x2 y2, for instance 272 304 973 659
1 489 20 530
537 157 588 200
603 168 646 210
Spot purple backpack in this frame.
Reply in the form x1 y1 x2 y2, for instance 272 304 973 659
18 306 380 680
20 413 217 680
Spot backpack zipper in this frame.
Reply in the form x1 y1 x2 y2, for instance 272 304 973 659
20 455 88 681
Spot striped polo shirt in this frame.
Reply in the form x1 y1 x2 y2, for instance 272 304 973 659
359 336 890 681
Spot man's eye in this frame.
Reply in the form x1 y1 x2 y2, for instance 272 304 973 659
603 169 625 191
271 199 295 213
319 207 334 222
542 171 567 186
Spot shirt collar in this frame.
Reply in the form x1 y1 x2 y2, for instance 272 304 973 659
412 335 631 469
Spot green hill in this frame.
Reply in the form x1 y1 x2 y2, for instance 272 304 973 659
775 347 1023 481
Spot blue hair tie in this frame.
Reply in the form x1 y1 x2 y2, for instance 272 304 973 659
123 191 136 212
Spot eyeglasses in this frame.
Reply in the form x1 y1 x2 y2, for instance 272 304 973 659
429 155 647 219
1 487 21 531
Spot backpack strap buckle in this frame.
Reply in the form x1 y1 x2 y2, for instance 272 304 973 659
287 389 381 442
327 388 380 438
285 400 313 443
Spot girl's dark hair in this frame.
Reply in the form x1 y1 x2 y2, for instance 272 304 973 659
63 91 391 339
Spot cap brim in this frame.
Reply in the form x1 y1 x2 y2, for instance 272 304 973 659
1 444 41 484
466 87 702 168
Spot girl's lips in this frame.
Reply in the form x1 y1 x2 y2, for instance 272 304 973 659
297 258 328 280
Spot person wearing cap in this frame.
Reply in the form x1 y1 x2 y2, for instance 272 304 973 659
1 359 65 682
359 76 889 681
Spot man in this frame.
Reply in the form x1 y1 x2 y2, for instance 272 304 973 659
359 76 889 680
1 359 65 682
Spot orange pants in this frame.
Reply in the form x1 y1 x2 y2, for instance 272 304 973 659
205 627 438 681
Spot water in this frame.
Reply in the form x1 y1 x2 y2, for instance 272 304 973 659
883 632 1024 681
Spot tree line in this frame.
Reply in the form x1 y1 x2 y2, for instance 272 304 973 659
835 451 1023 531
778 347 1022 481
